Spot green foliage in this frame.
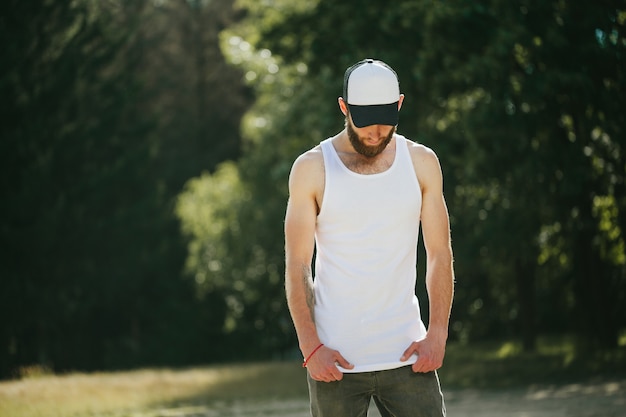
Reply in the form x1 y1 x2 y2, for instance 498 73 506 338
4 0 625 375
182 0 626 356
441 335 626 388
2 0 158 372
0 0 251 376
175 17 341 356
176 163 249 298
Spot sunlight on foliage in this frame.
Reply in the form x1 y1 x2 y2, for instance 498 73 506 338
496 341 523 358
176 162 250 292
537 222 568 267
230 0 318 46
176 0 626 354
220 27 315 149
428 89 490 132
593 195 626 265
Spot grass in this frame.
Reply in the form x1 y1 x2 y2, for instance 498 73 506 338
1 336 624 417
440 335 626 389
0 362 309 417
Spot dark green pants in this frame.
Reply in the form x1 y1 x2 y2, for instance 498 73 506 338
307 366 446 417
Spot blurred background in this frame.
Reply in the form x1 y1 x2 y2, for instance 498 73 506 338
1 0 624 379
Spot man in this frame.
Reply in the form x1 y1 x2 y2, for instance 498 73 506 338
284 58 454 417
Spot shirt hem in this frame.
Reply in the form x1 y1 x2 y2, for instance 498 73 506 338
338 356 418 373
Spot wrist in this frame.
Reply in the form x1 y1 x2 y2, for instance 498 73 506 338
299 337 322 357
302 343 324 368
427 326 449 339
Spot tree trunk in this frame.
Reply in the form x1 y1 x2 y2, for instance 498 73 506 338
572 209 618 352
515 257 536 352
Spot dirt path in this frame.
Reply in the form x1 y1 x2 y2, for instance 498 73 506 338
153 378 626 417
439 379 626 417
221 379 625 417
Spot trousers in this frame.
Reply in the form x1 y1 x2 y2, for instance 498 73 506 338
307 366 446 417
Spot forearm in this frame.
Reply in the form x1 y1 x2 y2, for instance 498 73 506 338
425 250 454 337
285 261 321 356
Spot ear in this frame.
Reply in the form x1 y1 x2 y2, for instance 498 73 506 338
338 97 349 116
398 94 405 111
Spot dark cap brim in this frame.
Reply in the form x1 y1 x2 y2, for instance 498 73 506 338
348 102 399 128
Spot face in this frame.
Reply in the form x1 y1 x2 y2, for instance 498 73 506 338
346 115 396 158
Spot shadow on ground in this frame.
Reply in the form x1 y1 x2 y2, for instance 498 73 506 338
146 361 626 417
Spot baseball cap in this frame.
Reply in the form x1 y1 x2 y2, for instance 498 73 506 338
343 59 400 128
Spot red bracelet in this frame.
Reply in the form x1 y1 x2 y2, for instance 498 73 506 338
302 343 324 368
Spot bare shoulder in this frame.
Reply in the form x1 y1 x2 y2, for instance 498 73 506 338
292 145 323 169
289 145 325 193
404 138 443 190
405 139 439 164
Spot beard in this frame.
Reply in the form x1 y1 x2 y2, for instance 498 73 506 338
347 119 396 158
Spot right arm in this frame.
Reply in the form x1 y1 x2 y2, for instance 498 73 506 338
284 149 352 382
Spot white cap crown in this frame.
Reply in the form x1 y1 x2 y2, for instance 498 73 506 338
346 59 400 105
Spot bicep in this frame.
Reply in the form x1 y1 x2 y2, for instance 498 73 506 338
417 151 451 256
421 191 451 257
285 197 317 265
284 159 319 268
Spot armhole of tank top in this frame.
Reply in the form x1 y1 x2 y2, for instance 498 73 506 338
399 136 422 194
318 139 333 218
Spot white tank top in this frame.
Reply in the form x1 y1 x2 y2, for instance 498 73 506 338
315 135 427 373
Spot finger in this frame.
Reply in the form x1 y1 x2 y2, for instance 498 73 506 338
335 353 354 370
401 342 419 361
411 356 423 372
323 372 337 383
412 361 428 373
330 367 344 381
314 373 334 383
411 352 428 372
414 356 438 373
329 364 345 381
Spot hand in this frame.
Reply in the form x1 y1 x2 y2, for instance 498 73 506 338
306 345 354 382
400 333 447 373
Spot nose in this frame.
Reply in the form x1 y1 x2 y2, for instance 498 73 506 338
365 125 389 137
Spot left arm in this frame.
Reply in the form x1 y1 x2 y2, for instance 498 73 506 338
401 142 455 372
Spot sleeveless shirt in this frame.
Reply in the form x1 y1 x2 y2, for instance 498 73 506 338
315 134 427 373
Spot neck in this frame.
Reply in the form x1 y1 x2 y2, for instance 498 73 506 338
333 131 397 175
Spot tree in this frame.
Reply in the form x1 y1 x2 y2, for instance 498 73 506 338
181 0 626 356
176 19 338 356
414 0 626 350
0 0 251 376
